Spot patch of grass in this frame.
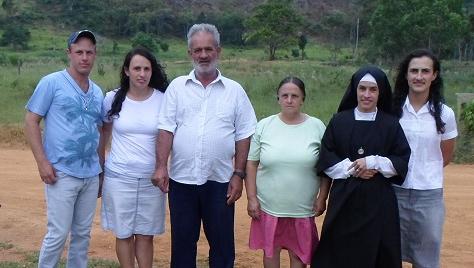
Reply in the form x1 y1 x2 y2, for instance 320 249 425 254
22 251 40 264
0 250 119 268
454 125 474 163
0 124 27 147
0 262 26 268
87 259 119 268
0 242 14 250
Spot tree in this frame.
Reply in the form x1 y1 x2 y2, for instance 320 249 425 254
131 32 158 52
467 14 474 60
244 0 303 60
112 41 119 54
367 0 469 62
159 42 169 52
1 0 14 12
0 23 31 50
298 32 307 60
216 13 246 46
8 55 23 74
319 10 351 63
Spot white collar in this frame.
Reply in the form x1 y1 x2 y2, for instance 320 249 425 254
403 96 430 115
354 107 377 121
187 69 222 86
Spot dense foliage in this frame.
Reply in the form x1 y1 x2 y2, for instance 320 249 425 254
244 0 303 60
32 0 246 45
463 101 474 132
367 0 470 62
0 0 474 63
0 23 30 49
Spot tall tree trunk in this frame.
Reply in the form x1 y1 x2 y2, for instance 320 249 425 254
269 45 276 60
458 43 461 61
354 17 359 59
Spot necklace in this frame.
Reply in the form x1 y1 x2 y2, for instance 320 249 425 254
354 107 377 156
80 94 95 111
62 71 94 111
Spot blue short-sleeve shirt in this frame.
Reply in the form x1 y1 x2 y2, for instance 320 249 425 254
26 69 104 178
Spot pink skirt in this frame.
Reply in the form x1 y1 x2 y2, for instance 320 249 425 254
249 210 319 264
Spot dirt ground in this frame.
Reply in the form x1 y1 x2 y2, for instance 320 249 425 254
0 148 473 267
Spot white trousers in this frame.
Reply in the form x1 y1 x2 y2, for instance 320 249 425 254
38 171 99 268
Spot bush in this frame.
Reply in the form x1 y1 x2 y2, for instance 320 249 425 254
159 42 169 52
131 32 158 52
0 53 8 65
0 23 31 50
291 48 300 58
8 55 23 74
97 63 106 76
112 41 119 54
462 101 474 133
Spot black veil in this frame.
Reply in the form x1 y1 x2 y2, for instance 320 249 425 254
337 65 392 113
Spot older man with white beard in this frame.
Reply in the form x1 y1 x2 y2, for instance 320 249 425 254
152 23 257 268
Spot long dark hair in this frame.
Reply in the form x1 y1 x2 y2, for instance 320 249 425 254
393 48 445 133
107 47 169 119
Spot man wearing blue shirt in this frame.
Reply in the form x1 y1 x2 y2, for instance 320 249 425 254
24 30 103 268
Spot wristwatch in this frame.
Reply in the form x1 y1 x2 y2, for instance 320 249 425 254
232 170 246 180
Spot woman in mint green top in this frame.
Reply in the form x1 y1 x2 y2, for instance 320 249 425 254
245 77 330 268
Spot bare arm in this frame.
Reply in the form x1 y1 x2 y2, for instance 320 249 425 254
227 137 251 205
97 122 112 197
314 176 331 216
151 130 174 192
441 138 456 167
98 122 112 169
24 111 56 184
245 160 260 219
234 137 251 171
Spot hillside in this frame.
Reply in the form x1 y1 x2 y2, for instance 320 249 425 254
0 0 365 38
161 0 359 18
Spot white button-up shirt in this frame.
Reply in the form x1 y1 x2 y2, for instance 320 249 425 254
396 97 457 190
158 70 257 185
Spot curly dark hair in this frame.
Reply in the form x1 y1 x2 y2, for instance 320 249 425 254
393 48 445 133
107 47 169 119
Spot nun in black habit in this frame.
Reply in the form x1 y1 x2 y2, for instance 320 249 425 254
311 66 410 268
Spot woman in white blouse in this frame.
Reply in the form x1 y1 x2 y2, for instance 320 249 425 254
99 47 169 268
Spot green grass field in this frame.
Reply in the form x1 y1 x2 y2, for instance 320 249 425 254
1 29 473 160
1 29 474 266
2 53 473 122
0 36 356 124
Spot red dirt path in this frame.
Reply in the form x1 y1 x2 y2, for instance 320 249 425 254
1 148 473 267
